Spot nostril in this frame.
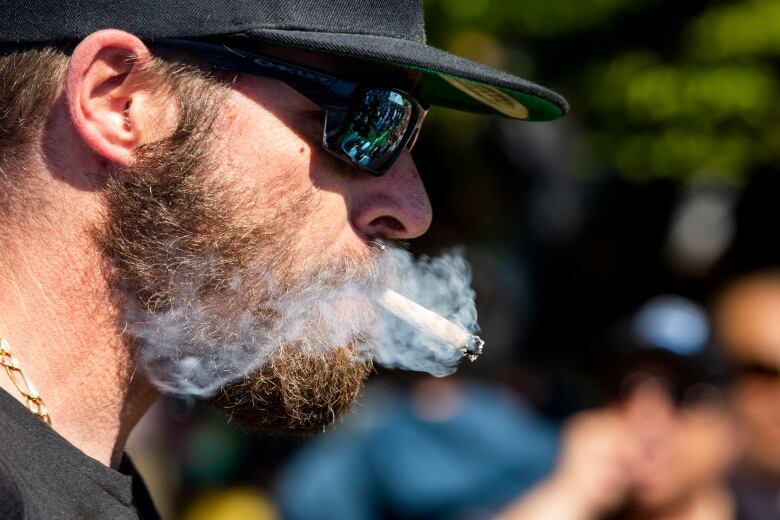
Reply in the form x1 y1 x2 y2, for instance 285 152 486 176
369 216 405 233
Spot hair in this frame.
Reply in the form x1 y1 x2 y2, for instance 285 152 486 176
0 47 69 182
0 44 231 210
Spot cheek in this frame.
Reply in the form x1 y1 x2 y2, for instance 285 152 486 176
663 417 736 483
216 91 317 207
214 85 360 253
282 188 350 257
735 382 780 427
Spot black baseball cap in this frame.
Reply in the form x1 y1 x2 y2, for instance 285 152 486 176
0 0 569 122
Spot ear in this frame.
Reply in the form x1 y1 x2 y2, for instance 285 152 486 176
66 30 157 166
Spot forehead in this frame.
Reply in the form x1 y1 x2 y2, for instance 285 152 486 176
244 41 422 93
717 277 780 363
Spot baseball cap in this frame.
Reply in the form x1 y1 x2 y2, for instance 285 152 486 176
0 0 569 122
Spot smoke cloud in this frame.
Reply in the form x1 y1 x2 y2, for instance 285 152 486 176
130 244 480 397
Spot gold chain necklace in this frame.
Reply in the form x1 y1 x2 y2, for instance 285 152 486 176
0 338 51 425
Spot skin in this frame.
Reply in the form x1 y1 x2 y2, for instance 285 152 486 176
626 390 737 519
0 29 431 467
497 380 737 520
715 273 780 478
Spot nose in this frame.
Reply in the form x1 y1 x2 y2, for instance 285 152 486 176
350 151 432 240
626 377 676 434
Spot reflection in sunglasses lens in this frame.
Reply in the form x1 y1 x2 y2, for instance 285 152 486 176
339 89 413 171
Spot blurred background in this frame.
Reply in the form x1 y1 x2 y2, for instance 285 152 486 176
128 1 780 518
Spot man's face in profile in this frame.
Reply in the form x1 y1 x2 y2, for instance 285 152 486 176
97 48 432 435
715 276 780 475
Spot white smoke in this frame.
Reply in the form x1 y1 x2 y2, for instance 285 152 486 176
130 244 480 397
372 247 479 376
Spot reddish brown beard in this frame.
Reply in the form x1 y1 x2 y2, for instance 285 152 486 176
212 343 372 435
96 98 373 435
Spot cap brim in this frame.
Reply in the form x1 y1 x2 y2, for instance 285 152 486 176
218 29 569 122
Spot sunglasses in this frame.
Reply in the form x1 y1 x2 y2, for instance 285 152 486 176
732 360 780 382
620 372 725 410
155 39 428 176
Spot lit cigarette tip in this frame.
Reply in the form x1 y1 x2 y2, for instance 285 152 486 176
463 335 485 362
377 289 484 363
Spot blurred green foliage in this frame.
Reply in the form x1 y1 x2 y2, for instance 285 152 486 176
687 0 780 60
425 0 780 183
428 0 654 39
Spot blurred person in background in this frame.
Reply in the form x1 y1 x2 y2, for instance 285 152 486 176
499 375 738 520
713 269 780 519
499 298 740 520
276 377 559 520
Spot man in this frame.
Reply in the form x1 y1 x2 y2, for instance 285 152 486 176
498 313 740 520
498 375 738 520
0 1 567 518
713 270 780 520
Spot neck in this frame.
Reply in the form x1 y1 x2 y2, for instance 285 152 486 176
0 217 158 468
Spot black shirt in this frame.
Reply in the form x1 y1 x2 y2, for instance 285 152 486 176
0 388 160 519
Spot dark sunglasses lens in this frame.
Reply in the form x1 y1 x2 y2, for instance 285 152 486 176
326 89 414 173
736 361 780 380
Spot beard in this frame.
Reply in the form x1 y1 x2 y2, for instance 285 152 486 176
95 121 375 436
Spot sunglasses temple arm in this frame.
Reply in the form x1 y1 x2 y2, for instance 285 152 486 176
157 39 357 102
